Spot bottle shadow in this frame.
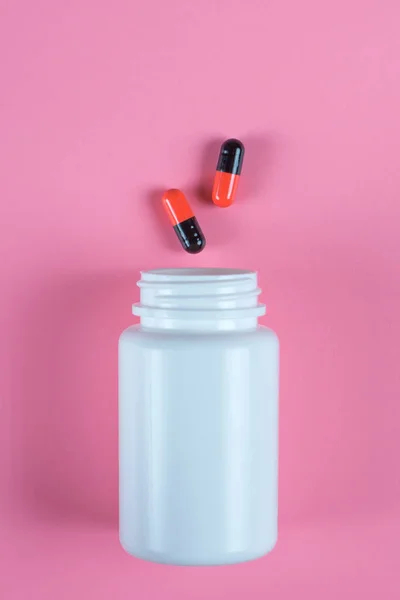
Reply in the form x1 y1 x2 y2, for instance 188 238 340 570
18 271 137 528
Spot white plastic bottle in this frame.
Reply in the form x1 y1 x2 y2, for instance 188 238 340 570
119 268 279 565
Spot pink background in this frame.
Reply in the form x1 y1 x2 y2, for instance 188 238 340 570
1 0 400 597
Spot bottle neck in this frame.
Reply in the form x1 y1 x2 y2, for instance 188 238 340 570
132 269 266 332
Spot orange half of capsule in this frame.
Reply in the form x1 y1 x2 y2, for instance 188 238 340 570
162 189 194 225
212 172 240 208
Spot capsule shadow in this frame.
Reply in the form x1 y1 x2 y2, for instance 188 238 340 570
196 137 224 205
240 133 280 199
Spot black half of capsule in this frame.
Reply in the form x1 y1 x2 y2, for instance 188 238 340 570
173 217 206 254
216 138 245 175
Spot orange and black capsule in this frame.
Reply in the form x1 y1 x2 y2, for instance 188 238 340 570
162 189 206 254
212 139 245 208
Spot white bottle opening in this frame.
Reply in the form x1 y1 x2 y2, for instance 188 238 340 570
132 268 266 331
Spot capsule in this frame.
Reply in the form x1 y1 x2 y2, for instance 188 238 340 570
212 138 245 208
162 189 206 254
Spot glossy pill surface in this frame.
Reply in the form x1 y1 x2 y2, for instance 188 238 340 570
212 139 245 208
162 189 206 254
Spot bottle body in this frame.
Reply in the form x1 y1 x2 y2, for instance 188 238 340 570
119 269 279 565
